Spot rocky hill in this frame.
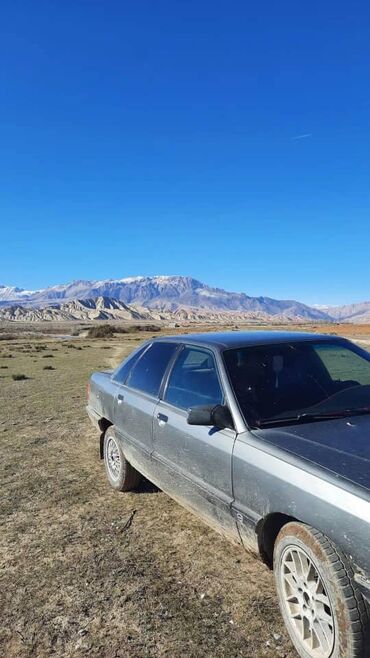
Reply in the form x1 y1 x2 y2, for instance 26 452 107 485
0 297 151 322
0 296 314 324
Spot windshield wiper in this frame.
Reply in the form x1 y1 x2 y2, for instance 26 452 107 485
255 413 344 427
255 407 370 428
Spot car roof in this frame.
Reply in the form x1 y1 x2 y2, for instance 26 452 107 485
154 330 342 350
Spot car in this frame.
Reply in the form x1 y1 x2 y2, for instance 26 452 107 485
86 331 370 658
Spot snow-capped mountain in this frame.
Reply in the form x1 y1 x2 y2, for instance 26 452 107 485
0 285 38 302
0 276 331 321
317 302 370 324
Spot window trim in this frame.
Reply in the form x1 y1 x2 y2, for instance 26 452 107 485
157 342 183 399
160 343 225 411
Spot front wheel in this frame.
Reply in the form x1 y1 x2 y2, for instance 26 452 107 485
103 426 142 491
274 522 369 658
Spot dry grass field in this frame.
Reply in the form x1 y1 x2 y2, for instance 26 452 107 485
1 323 370 658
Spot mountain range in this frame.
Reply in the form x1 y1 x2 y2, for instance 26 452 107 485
0 276 369 323
0 296 293 324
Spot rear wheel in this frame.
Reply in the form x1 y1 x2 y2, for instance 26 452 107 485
103 426 142 491
273 522 369 658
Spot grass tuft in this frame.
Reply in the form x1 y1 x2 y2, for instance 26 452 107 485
12 373 29 381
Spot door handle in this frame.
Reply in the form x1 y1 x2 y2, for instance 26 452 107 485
156 412 168 424
117 394 124 405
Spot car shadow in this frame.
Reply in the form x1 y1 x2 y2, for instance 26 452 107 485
135 477 160 494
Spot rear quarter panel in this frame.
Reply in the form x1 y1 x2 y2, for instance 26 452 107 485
89 371 118 424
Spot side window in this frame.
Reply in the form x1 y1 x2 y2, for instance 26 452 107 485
113 345 148 384
126 342 178 397
164 346 223 410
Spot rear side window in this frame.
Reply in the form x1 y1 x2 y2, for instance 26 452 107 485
164 346 223 410
126 342 178 397
113 345 148 384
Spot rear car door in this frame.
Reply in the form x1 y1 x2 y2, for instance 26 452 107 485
152 345 239 542
113 341 179 475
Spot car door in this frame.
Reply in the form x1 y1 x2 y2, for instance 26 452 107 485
113 341 179 479
152 344 240 543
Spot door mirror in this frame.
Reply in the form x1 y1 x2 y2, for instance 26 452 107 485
187 404 234 430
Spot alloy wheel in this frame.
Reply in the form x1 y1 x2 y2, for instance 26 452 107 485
106 436 121 480
280 545 335 657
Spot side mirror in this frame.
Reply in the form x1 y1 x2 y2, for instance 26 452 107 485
212 404 235 430
187 404 234 430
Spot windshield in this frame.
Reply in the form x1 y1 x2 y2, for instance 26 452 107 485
223 339 370 427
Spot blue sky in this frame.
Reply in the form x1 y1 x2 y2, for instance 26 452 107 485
1 0 369 304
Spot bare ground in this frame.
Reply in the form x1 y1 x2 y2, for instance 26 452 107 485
1 323 369 658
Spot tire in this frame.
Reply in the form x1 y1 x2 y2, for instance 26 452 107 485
273 522 370 658
103 426 142 492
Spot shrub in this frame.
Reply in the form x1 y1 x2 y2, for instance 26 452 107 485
86 323 161 338
115 324 161 334
43 365 55 370
12 373 29 381
140 324 161 333
42 354 54 358
87 325 115 338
